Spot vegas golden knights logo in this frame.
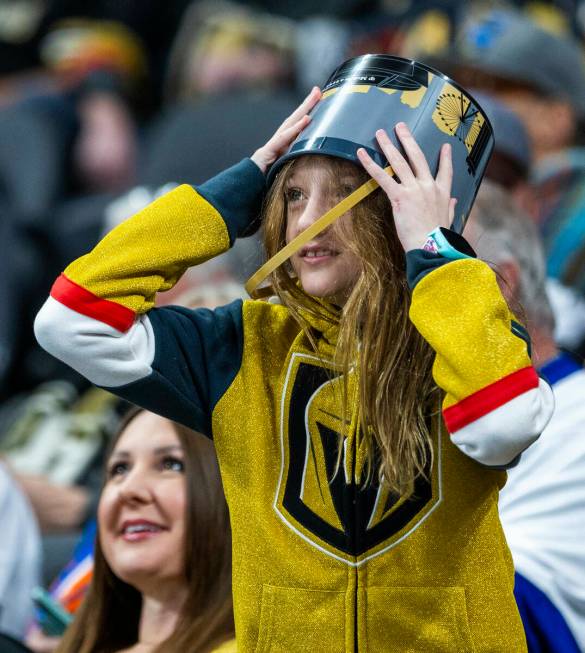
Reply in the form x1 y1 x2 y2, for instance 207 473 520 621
274 353 442 566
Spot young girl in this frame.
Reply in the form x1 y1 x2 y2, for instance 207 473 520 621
35 86 553 652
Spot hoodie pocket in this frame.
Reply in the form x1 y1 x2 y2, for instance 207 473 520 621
364 586 475 653
255 584 346 653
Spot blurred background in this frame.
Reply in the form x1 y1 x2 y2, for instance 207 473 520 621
1 0 585 651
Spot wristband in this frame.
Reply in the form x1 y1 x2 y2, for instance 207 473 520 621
422 226 474 261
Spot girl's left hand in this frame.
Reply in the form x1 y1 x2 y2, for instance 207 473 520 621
357 123 456 252
251 87 321 174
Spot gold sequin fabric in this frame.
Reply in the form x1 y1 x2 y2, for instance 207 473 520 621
213 291 527 652
64 185 230 314
61 184 528 651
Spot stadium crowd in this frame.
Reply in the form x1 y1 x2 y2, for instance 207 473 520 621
1 0 585 651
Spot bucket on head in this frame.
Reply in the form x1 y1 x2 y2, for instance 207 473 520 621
267 54 494 233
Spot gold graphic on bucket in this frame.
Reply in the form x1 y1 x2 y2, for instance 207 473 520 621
399 72 433 108
321 84 372 99
432 82 485 153
322 76 433 109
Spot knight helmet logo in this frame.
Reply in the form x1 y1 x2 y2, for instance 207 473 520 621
274 353 442 566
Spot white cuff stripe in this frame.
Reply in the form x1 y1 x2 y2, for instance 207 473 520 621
34 296 155 388
451 379 555 466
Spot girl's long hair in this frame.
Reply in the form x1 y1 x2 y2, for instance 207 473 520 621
57 408 234 653
263 156 438 493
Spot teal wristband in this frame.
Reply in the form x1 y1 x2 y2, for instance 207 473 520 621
422 227 473 261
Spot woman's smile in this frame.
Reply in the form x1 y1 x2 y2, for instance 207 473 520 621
118 518 168 542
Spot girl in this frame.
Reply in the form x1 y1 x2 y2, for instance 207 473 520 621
54 409 235 653
36 85 553 652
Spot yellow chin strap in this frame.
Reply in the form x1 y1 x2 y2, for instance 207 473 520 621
245 165 393 298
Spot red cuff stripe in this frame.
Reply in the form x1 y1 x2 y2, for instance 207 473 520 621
443 366 540 433
50 274 135 332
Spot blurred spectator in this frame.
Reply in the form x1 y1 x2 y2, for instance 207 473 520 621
381 1 459 61
441 8 585 299
53 408 235 653
468 89 585 356
26 520 94 653
0 0 191 401
0 461 41 640
0 7 147 210
470 90 535 215
165 1 296 102
444 8 585 163
0 383 126 586
466 180 585 652
533 149 585 297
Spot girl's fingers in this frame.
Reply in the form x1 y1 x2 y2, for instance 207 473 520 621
394 122 432 180
435 143 454 194
357 147 399 196
448 197 457 224
251 115 310 172
280 87 321 130
375 129 415 185
273 115 310 150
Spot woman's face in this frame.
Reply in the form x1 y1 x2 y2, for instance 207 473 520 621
285 158 361 304
98 412 187 590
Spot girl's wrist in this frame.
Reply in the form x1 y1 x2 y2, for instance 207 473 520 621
420 227 476 260
398 226 433 253
250 150 270 174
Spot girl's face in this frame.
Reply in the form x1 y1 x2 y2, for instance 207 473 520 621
98 412 187 590
285 158 361 304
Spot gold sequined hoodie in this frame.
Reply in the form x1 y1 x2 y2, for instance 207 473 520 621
35 159 554 652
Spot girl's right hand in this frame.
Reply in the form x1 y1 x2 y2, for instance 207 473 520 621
251 87 321 174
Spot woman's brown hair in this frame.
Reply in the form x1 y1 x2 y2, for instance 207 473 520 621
263 155 438 493
57 407 234 653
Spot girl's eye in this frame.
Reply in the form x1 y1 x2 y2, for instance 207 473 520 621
161 456 185 473
339 184 356 197
285 187 305 203
108 461 129 478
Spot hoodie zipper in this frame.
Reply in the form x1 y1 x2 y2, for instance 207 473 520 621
352 436 359 652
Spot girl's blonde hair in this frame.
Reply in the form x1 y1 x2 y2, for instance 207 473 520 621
263 155 438 493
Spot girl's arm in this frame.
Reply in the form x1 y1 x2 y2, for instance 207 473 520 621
358 124 554 468
34 89 322 435
34 162 263 435
407 254 554 467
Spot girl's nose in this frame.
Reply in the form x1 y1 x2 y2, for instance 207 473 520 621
296 196 328 233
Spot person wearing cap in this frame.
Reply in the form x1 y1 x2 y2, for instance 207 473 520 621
447 9 585 298
452 9 585 163
473 89 585 357
470 90 535 213
33 57 553 652
466 181 585 652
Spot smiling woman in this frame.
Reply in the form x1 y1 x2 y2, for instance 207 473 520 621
99 413 188 591
54 409 235 653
